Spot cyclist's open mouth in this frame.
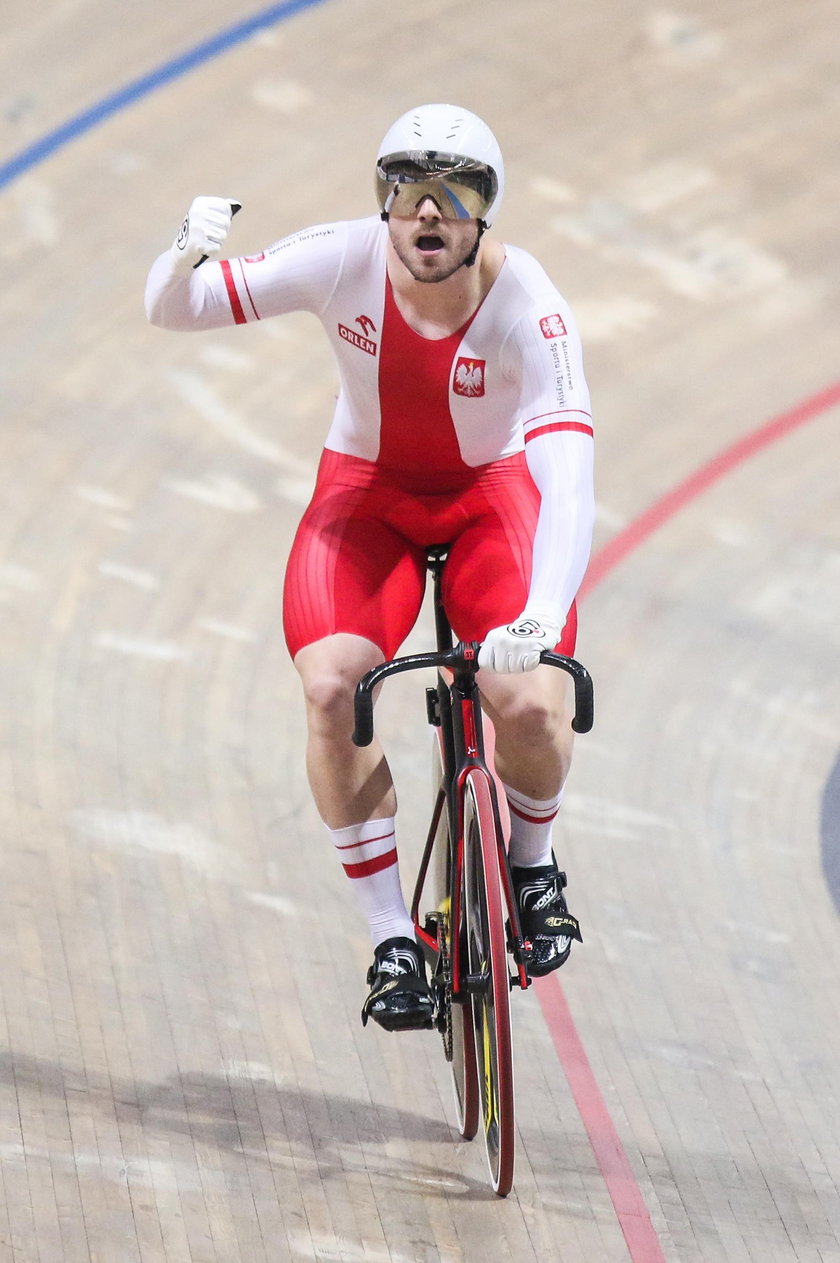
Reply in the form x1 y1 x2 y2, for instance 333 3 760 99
416 234 445 254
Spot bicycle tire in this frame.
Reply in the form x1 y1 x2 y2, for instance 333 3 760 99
462 769 516 1196
430 738 479 1139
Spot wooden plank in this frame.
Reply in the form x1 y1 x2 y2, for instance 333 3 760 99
0 0 839 1259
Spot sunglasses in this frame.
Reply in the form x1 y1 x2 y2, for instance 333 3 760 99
376 155 497 222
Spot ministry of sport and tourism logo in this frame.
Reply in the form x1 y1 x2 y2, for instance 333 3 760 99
540 314 567 339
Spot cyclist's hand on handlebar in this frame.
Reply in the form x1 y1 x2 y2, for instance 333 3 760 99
478 613 565 673
170 196 242 273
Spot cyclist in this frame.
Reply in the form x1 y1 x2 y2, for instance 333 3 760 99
145 104 595 1033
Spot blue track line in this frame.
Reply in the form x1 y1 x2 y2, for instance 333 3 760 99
0 0 329 192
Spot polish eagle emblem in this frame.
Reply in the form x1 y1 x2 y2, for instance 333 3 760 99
453 357 486 397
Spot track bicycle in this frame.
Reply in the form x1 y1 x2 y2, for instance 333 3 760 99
352 546 594 1197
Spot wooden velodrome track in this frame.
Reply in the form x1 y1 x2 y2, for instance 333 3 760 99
2 0 839 1259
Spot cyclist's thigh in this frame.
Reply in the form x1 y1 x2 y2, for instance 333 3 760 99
442 459 578 656
446 530 578 655
283 457 426 660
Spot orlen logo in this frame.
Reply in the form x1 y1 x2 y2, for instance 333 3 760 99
453 357 485 397
540 314 567 339
244 252 266 263
338 323 377 356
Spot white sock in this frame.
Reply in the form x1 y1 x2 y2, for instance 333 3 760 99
505 786 563 869
327 816 415 947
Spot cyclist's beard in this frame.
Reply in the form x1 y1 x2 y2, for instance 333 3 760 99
391 225 482 284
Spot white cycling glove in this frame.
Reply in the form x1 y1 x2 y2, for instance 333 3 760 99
169 196 241 273
478 612 565 674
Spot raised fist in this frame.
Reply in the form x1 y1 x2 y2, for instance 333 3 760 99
170 196 241 272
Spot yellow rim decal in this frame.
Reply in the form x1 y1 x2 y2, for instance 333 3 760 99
480 962 497 1136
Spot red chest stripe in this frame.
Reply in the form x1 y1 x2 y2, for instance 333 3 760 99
376 279 478 486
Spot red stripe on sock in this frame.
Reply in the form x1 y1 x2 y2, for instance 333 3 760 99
508 801 559 825
335 830 394 852
342 848 398 879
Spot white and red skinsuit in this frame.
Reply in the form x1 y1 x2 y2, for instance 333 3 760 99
145 216 595 658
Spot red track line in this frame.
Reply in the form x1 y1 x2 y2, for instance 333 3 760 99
581 380 840 597
539 379 840 1262
537 979 667 1262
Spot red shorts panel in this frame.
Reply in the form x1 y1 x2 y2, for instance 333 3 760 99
283 448 578 660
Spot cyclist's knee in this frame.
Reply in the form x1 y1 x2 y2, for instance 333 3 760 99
301 672 354 724
509 696 569 743
295 635 382 722
482 673 571 740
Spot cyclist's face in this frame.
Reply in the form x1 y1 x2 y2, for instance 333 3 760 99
387 196 481 283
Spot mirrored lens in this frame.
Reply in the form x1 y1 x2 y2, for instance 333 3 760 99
386 179 488 220
376 155 496 221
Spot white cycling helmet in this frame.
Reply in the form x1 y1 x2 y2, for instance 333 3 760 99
375 104 505 228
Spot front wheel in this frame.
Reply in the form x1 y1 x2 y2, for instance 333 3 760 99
462 769 516 1196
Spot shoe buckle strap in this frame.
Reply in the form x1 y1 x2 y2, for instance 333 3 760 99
541 911 583 943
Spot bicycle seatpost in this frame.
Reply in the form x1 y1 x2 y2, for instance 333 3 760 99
426 545 453 654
